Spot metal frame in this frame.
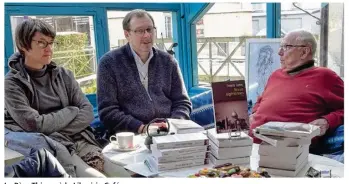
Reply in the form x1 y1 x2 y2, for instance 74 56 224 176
4 2 283 99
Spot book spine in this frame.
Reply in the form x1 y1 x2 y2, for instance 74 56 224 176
210 144 252 159
259 152 308 170
258 157 308 177
156 158 209 171
157 152 209 163
155 139 209 150
154 145 210 157
258 129 311 139
209 154 250 166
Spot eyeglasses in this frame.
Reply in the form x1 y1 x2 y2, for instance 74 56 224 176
129 27 156 36
279 44 308 51
32 39 59 49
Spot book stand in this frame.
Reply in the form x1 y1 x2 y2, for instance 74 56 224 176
228 121 242 139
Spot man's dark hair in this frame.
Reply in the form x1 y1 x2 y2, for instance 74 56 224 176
122 9 155 31
15 18 56 55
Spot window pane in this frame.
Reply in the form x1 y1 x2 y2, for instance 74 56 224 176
327 3 344 78
280 3 321 64
195 2 267 86
107 11 175 52
281 3 344 79
10 16 97 94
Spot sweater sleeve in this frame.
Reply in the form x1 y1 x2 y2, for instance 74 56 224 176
97 55 143 134
58 69 94 135
322 71 344 132
169 58 192 119
5 79 79 135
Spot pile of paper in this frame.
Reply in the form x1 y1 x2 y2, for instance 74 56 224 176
146 132 210 172
254 122 321 177
207 128 253 166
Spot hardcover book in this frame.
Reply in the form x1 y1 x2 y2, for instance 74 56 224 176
211 80 249 134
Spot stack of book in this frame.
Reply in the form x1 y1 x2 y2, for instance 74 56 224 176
146 132 210 172
207 128 253 166
253 122 321 177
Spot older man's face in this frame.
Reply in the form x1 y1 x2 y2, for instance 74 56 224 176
278 33 309 72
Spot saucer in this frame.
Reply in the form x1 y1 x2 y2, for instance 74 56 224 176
111 144 141 152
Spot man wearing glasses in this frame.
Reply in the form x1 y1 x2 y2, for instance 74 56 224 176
5 19 105 177
249 30 343 150
97 9 192 136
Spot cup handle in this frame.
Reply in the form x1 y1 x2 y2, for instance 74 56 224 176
110 135 118 143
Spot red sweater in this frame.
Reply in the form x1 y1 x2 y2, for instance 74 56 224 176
249 67 344 143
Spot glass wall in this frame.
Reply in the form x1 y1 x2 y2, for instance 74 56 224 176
194 2 267 86
10 15 97 94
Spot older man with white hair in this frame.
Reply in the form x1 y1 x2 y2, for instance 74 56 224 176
249 29 344 150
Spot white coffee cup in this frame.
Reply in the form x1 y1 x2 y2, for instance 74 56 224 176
109 132 134 149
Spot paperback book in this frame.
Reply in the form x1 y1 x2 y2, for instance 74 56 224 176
151 145 210 157
211 80 249 134
210 140 252 159
207 128 252 148
152 132 209 150
168 118 204 134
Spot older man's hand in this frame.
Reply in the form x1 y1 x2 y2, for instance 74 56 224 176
309 118 329 136
248 113 255 127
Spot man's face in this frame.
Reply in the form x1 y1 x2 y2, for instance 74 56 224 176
124 15 155 56
278 33 308 72
22 32 54 67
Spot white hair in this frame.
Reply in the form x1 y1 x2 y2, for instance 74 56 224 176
287 29 317 56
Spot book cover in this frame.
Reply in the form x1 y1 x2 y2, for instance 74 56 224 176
151 145 210 157
146 156 209 171
152 132 209 150
256 122 321 139
209 153 250 166
207 128 252 148
154 151 209 163
211 80 249 134
210 140 252 159
168 118 204 134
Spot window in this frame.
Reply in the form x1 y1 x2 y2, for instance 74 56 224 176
107 11 174 52
195 2 267 85
217 42 228 57
281 3 344 78
281 3 321 64
165 15 172 38
10 16 97 94
327 3 344 78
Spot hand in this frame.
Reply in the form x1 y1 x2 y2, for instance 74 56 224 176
151 122 167 128
309 118 329 136
138 122 168 134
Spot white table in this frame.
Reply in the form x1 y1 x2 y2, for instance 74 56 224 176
102 135 344 178
5 147 25 166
